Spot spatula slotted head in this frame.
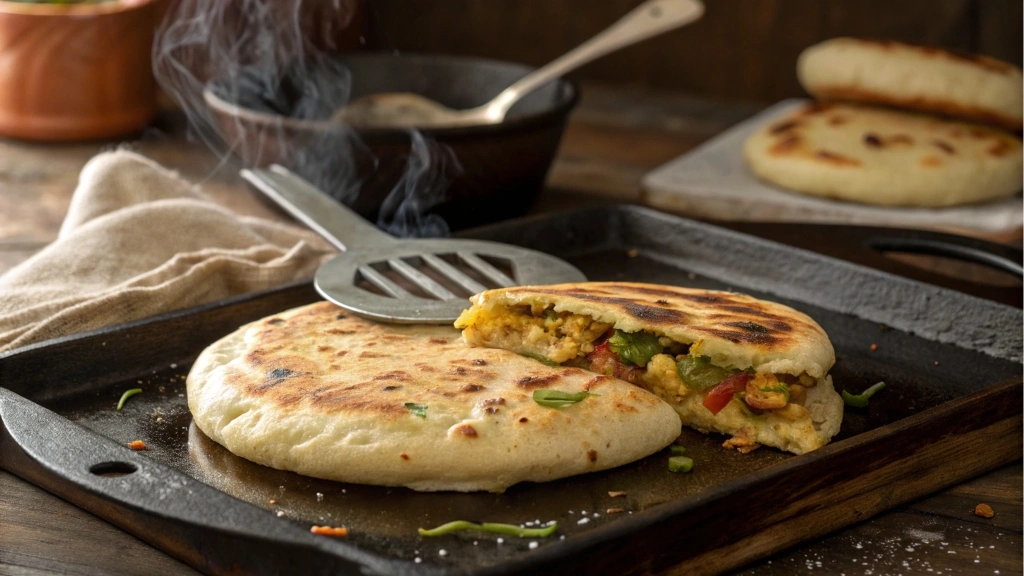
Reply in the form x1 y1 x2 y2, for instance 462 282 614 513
315 238 586 323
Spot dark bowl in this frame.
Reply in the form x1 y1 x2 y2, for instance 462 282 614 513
204 52 579 233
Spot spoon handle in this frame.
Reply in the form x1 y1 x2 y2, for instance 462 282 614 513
240 165 396 251
485 0 704 120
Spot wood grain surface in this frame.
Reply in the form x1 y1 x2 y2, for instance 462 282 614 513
0 86 1020 576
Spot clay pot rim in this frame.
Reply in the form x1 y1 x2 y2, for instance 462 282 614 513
0 0 156 17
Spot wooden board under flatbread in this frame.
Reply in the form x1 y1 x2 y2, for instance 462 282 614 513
641 99 1023 241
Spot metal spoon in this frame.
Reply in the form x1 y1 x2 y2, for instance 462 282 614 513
331 0 704 129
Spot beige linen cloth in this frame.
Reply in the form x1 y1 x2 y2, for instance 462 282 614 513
0 150 335 354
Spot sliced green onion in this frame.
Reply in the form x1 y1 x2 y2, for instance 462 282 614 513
418 520 558 538
404 402 428 418
842 381 886 408
116 388 142 411
669 445 686 455
668 455 694 473
532 389 599 409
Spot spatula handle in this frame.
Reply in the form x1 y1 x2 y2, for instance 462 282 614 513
240 165 395 251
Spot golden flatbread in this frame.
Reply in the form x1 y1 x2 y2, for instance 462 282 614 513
798 37 1023 131
186 301 681 492
743 102 1022 207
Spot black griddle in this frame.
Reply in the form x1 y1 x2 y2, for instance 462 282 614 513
1 206 1021 576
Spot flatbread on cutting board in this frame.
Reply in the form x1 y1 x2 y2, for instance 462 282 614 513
186 301 681 493
743 102 1022 207
455 282 844 456
797 37 1023 131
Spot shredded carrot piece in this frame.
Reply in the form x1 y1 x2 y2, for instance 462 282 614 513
310 525 349 537
128 440 147 450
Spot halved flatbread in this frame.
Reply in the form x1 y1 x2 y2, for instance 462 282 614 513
798 37 1023 131
455 282 844 455
743 102 1022 207
186 301 681 492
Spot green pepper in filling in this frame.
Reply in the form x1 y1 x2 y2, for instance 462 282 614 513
607 329 663 367
675 355 741 390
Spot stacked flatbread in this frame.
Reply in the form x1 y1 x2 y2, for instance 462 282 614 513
744 38 1023 207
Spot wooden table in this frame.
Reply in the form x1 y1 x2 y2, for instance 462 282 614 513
1 86 1020 576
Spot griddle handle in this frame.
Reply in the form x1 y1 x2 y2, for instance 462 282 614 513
865 235 1024 278
0 387 393 576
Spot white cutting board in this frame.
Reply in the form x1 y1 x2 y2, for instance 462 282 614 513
642 99 1023 238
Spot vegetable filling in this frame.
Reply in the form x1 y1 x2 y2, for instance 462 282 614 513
471 304 818 418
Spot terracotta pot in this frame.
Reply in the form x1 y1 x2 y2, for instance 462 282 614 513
0 0 160 141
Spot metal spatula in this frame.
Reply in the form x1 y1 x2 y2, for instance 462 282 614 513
240 165 586 323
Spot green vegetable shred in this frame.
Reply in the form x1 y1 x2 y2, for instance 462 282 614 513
668 455 694 473
607 329 664 367
404 403 428 418
842 382 886 408
116 388 142 411
532 389 599 409
675 355 739 390
669 445 686 455
418 520 558 538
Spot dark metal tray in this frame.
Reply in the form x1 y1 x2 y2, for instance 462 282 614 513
1 206 1021 576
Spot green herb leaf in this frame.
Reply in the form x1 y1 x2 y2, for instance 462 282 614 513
669 445 686 455
404 403 428 418
519 352 559 367
675 355 740 390
532 389 599 409
668 455 694 473
116 388 142 411
842 382 886 408
418 520 558 538
607 329 663 367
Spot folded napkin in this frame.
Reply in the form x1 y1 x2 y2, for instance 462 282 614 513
0 151 335 354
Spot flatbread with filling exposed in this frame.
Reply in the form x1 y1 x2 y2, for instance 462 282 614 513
455 282 844 455
186 301 681 492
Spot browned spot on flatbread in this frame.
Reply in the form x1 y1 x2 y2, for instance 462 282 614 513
326 328 357 335
769 134 801 154
359 351 387 358
799 102 833 116
267 318 285 326
400 453 409 460
317 345 333 352
473 359 487 366
334 350 348 357
428 338 448 345
481 397 505 406
815 150 861 167
988 140 1014 157
462 384 485 392
614 402 638 414
587 450 598 463
932 139 956 154
770 120 799 134
454 424 478 438
828 115 848 126
863 133 883 147
582 375 610 392
373 371 411 382
519 417 529 423
381 385 401 391
920 155 944 167
693 321 783 345
485 407 499 414
516 374 561 389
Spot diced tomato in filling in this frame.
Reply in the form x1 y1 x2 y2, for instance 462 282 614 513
586 342 644 386
702 373 750 415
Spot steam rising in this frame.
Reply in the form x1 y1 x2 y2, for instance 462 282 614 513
152 0 456 237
